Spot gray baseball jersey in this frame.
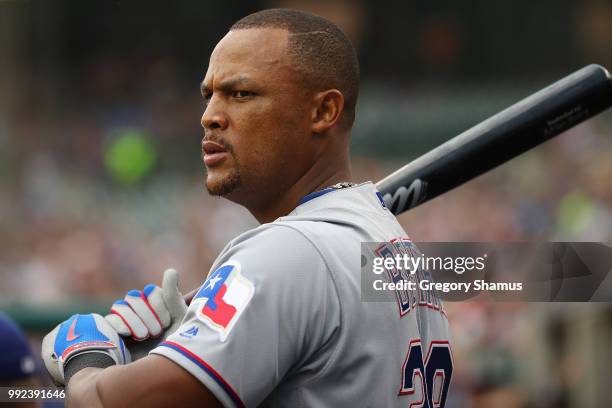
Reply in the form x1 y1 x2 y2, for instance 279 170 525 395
151 182 452 407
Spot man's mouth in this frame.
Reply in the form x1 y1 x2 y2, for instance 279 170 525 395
202 140 229 167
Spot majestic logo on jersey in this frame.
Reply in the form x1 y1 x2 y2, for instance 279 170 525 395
192 261 254 341
179 325 199 339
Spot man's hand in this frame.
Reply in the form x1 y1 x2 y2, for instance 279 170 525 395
41 313 130 386
105 268 188 360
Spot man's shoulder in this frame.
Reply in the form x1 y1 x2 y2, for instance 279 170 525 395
228 222 318 251
218 223 327 274
281 182 398 232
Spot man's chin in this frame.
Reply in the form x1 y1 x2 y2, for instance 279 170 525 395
205 172 242 197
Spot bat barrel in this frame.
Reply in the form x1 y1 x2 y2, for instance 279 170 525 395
377 64 612 215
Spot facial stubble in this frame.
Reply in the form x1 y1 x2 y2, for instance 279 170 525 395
204 144 243 197
205 166 242 196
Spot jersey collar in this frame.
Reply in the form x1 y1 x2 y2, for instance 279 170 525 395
298 187 337 206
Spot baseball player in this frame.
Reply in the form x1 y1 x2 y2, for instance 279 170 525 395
0 313 41 408
41 9 452 407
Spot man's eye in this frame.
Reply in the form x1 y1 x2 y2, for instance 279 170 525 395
233 91 254 98
202 93 212 107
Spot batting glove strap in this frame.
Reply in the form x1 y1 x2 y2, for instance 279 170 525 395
64 352 115 385
42 314 130 386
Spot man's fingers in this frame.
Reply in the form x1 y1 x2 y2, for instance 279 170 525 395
125 290 164 337
143 284 171 328
105 269 186 345
162 268 188 317
109 300 149 340
160 268 188 338
105 313 131 337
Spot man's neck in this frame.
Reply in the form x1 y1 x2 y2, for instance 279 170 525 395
249 160 352 224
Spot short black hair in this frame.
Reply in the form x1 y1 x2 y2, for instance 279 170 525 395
231 8 360 130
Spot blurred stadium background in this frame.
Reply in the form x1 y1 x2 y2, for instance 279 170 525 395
1 0 611 406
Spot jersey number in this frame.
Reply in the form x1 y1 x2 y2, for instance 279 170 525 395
399 340 453 408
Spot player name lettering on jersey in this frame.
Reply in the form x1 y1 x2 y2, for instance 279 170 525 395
375 238 446 317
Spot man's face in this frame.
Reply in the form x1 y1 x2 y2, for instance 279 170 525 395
200 28 314 205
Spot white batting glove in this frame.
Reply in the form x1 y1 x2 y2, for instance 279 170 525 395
42 313 130 386
105 269 188 358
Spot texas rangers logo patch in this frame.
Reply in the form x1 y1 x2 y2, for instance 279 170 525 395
192 261 254 341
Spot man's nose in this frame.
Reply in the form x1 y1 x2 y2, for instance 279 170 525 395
201 97 229 131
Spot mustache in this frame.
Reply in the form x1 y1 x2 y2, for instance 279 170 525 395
203 134 235 154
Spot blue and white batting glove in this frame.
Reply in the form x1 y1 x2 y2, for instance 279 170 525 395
105 268 187 342
41 313 130 386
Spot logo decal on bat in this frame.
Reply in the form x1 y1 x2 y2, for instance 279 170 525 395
383 179 428 215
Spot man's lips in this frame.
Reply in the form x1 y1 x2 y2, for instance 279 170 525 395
202 140 229 167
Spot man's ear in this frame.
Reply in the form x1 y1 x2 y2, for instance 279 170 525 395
310 89 344 134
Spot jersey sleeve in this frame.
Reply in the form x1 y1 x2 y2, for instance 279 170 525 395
150 225 341 408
